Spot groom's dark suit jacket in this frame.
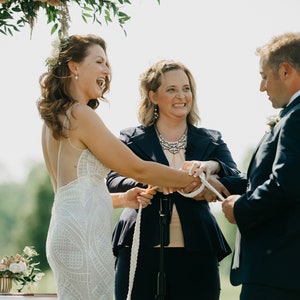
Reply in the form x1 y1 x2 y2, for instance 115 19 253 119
220 95 300 290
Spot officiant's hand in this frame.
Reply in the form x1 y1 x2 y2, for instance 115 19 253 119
181 160 221 177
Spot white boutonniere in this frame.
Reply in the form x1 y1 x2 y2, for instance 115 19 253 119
266 114 281 133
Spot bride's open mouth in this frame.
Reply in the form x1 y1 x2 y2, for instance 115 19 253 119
97 78 106 89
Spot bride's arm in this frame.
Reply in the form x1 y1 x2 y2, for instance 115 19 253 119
71 104 200 189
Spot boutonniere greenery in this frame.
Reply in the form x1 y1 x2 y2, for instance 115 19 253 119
266 114 281 132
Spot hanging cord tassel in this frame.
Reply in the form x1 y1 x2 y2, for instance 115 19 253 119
126 201 143 300
232 229 241 269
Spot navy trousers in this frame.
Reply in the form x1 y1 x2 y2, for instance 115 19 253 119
115 247 220 300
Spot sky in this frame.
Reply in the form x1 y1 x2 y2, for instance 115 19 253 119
1 0 300 182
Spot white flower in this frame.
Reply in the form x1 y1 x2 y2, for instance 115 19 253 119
266 114 281 132
23 246 37 258
50 47 60 58
35 272 45 281
46 38 62 69
9 261 27 273
0 246 44 292
51 38 61 48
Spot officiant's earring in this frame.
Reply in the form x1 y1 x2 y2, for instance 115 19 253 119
153 105 159 121
75 74 78 80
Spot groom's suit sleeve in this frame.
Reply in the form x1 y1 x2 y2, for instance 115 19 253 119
218 173 248 195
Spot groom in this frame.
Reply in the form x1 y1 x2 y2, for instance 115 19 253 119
220 32 300 300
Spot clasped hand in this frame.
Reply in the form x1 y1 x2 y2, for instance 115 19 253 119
180 160 230 202
152 160 230 202
123 160 231 208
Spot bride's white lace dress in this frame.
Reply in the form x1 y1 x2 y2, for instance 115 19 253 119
46 118 114 299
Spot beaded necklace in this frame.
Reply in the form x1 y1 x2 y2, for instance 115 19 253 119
155 126 187 154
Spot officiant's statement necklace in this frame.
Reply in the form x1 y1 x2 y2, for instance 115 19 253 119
155 126 187 154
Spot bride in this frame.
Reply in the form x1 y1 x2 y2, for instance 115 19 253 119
37 34 201 299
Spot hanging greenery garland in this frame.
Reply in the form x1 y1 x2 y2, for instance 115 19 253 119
0 0 133 37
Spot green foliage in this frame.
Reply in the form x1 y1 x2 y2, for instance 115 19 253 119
21 165 54 271
0 182 27 257
0 0 132 37
0 0 160 37
0 164 54 272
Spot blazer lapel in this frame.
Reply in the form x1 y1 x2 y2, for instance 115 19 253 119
185 124 217 161
128 124 225 165
130 126 169 165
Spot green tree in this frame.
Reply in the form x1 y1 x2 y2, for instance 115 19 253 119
0 0 160 37
26 165 54 270
11 164 54 271
0 182 27 257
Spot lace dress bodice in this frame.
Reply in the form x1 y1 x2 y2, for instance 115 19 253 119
46 110 114 300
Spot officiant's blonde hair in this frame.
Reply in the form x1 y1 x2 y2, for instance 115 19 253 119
138 60 200 127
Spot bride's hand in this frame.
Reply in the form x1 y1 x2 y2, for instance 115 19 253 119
122 186 157 209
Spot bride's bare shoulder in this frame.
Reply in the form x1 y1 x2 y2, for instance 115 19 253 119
70 103 95 119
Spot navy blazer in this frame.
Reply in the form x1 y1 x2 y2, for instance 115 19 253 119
220 96 300 290
106 123 239 261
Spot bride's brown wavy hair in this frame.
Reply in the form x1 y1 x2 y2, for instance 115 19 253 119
37 34 111 139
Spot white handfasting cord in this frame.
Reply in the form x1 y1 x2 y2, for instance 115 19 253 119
126 200 142 300
126 173 241 299
189 174 241 270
